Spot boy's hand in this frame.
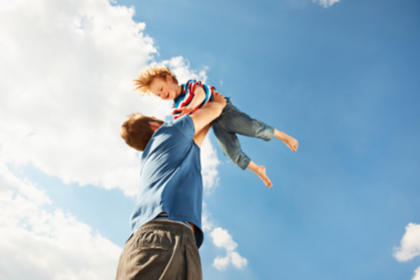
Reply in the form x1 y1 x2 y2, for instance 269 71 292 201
179 107 194 117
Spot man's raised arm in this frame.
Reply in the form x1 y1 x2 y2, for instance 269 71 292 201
193 124 211 147
190 93 226 146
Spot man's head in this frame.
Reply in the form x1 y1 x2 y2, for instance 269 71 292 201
120 113 164 151
134 66 180 100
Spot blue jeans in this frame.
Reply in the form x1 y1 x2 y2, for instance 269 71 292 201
211 102 275 170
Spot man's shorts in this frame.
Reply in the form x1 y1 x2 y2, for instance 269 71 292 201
115 219 202 280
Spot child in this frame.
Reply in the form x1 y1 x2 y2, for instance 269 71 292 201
134 66 298 187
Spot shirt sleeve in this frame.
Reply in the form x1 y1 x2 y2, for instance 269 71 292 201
199 83 214 107
180 80 196 108
189 81 214 114
172 80 216 119
172 115 195 140
172 80 194 119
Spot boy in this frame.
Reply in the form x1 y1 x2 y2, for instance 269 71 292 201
134 66 298 187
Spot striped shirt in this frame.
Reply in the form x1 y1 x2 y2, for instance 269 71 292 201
172 80 215 119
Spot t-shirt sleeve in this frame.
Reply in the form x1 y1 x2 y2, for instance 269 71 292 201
199 83 214 107
172 80 216 120
186 81 214 118
173 115 195 140
179 80 196 109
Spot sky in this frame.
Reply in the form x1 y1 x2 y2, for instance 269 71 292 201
0 0 419 279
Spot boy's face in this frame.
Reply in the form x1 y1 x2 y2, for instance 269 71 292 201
149 75 179 100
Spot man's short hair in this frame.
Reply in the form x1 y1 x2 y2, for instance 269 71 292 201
120 114 163 151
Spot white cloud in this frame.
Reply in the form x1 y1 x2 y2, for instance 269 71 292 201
210 227 248 270
414 267 420 280
0 0 245 276
213 255 230 270
200 137 221 190
0 0 219 196
211 227 238 251
202 204 215 232
230 251 248 268
313 0 340 8
394 223 420 280
0 162 121 280
161 56 208 84
394 223 420 262
203 206 248 270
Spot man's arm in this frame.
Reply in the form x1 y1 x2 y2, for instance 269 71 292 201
193 124 211 147
190 93 226 136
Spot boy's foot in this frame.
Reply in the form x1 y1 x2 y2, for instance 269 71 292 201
274 130 299 152
247 161 272 187
255 165 273 187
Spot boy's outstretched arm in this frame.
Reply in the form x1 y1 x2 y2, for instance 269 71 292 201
186 86 206 110
179 86 208 116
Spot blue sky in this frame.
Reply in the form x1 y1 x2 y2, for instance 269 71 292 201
1 0 420 279
118 0 420 278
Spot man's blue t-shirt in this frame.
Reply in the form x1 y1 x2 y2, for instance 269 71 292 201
129 115 204 247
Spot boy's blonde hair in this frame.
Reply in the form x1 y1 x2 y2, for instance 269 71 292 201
134 66 179 94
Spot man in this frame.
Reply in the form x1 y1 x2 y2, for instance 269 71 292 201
116 93 226 279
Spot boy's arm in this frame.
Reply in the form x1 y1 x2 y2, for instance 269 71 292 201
190 93 226 136
179 85 210 116
185 86 206 110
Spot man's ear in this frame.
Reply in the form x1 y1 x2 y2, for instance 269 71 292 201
149 121 162 131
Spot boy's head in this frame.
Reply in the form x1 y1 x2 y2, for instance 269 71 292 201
134 66 180 100
120 113 164 151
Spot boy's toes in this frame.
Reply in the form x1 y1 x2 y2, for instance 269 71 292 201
288 140 298 152
256 166 272 187
264 175 272 187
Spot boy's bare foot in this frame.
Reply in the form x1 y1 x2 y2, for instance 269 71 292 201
274 129 299 152
247 161 273 187
255 165 273 187
283 136 298 152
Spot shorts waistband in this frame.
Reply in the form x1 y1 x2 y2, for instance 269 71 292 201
154 212 194 233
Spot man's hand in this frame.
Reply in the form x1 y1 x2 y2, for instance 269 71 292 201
190 93 227 134
212 91 226 107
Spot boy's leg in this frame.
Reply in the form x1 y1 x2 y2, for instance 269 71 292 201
212 122 250 170
222 103 299 152
212 122 272 187
247 161 272 187
274 130 299 152
222 103 275 141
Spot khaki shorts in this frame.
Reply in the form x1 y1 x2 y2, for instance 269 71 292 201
116 220 202 280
